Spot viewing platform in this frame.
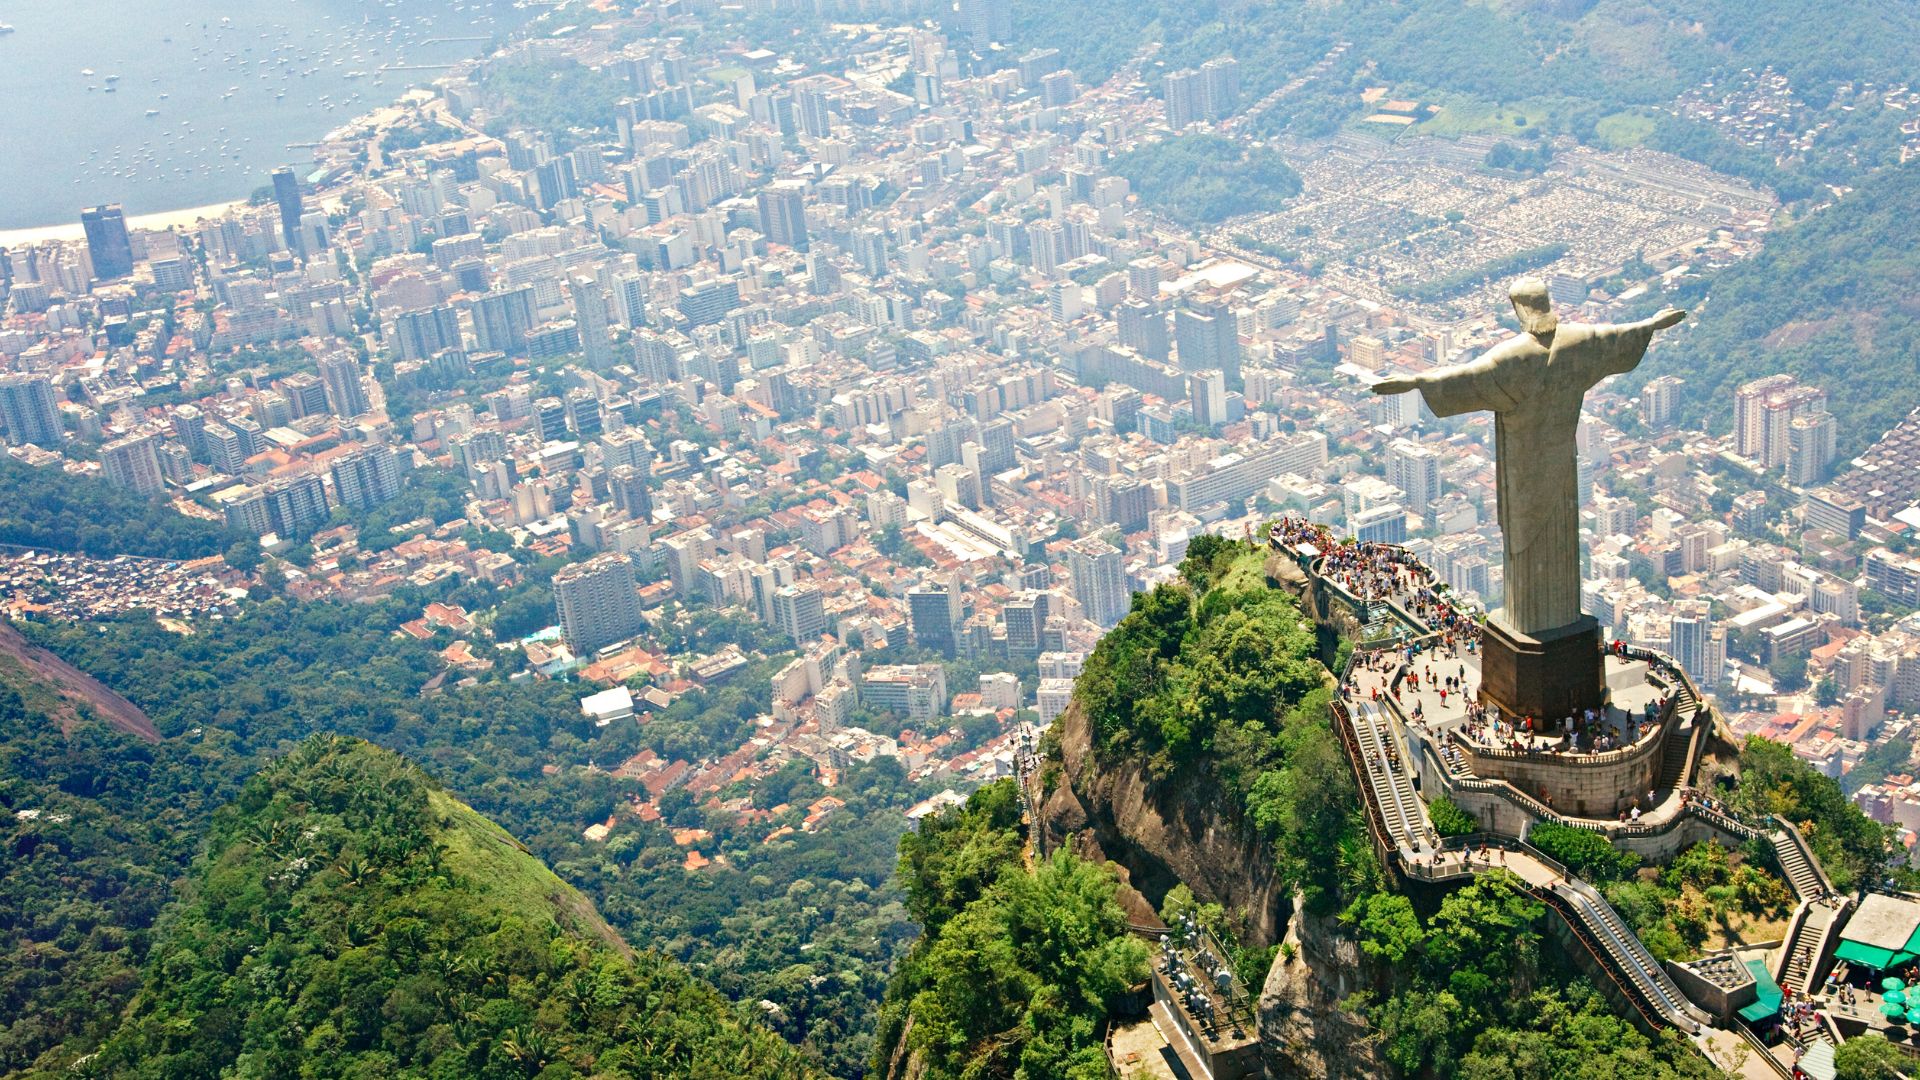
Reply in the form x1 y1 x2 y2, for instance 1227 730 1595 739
1266 516 1844 1078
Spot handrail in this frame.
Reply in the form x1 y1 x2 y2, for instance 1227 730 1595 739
1770 817 1836 898
1450 772 1565 824
1556 873 1712 1029
1732 1022 1797 1079
1331 699 1398 870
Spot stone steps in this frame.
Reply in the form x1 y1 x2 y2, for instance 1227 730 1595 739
1773 833 1824 901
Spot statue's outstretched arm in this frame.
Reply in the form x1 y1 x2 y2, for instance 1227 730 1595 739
1372 349 1511 417
1578 308 1687 381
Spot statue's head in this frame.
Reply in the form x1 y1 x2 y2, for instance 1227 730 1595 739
1508 278 1557 336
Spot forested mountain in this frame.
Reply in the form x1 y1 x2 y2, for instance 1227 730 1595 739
5 597 919 1078
1640 162 1920 457
0 460 230 561
0 649 816 1079
70 735 814 1079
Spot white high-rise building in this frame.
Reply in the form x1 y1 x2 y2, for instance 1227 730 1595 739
1068 536 1129 629
101 432 165 494
1388 439 1443 517
569 275 616 369
0 373 64 447
552 553 644 654
1669 600 1713 687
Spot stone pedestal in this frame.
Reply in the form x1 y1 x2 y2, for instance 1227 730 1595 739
1479 612 1605 725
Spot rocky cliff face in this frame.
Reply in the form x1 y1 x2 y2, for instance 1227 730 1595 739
1038 693 1293 946
1258 900 1392 1079
1035 549 1392 1078
1040 700 1393 1079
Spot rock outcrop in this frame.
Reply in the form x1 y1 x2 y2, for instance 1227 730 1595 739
1259 899 1392 1080
1039 694 1292 947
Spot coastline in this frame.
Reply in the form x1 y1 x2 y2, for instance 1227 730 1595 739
0 199 252 250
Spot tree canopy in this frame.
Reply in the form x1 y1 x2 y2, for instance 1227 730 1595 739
874 781 1148 1080
57 735 819 1079
0 459 231 560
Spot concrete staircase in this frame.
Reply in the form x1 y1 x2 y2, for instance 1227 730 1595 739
1771 826 1830 902
1655 711 1696 792
1776 897 1850 996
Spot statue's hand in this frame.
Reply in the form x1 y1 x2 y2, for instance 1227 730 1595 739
1650 308 1686 330
1370 376 1419 395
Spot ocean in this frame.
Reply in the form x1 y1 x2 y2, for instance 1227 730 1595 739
0 0 532 231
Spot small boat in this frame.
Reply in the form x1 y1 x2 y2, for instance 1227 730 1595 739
146 109 160 117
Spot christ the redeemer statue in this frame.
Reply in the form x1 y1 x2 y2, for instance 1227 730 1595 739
1372 279 1684 719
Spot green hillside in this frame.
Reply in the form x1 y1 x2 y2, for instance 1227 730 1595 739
1643 162 1920 457
65 735 816 1080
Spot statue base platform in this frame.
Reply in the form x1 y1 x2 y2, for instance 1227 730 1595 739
1479 613 1605 725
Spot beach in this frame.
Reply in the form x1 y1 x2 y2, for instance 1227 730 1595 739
0 200 251 250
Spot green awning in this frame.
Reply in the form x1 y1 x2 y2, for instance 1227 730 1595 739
1837 940 1903 970
1738 958 1783 1022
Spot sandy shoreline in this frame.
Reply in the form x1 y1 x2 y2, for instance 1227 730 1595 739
0 199 252 249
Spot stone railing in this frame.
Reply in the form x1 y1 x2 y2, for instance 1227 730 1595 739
1449 772 1565 824
1447 701 1673 767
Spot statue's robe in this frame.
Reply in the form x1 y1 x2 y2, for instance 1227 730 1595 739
1415 319 1662 636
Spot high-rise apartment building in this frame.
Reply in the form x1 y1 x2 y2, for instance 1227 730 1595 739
472 287 538 355
317 352 371 419
393 306 462 362
1640 375 1684 431
263 474 330 536
907 579 962 657
101 432 164 494
0 373 64 447
952 0 1011 52
81 204 133 280
330 446 406 511
204 424 248 474
1787 411 1838 486
771 583 828 645
756 180 809 250
677 278 741 327
553 553 645 654
1200 57 1240 119
1388 439 1443 516
1734 374 1828 472
1189 369 1228 429
1175 299 1241 386
1163 56 1240 129
1068 536 1129 629
1117 299 1171 362
568 276 615 369
272 167 305 256
1669 601 1713 687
